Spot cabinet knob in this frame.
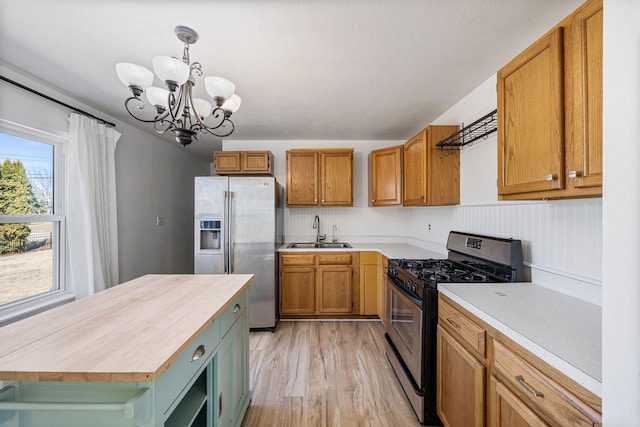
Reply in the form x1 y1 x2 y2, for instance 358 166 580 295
191 344 206 362
233 303 241 313
545 174 555 181
568 170 578 178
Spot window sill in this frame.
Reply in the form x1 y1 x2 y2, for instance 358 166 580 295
0 292 75 327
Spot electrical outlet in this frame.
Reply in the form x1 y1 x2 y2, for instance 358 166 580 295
156 216 165 226
428 223 431 231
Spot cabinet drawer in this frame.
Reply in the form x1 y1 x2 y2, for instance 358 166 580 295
219 289 249 338
493 340 601 426
157 318 220 416
438 298 486 357
318 253 352 265
281 253 315 266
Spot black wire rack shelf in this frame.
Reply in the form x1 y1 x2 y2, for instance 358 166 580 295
436 109 497 150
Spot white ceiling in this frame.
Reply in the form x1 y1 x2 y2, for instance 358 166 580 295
0 0 583 160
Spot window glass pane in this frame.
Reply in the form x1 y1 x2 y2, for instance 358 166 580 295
0 222 54 305
1 132 57 307
0 132 54 214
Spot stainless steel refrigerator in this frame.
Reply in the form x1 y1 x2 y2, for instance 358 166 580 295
194 176 283 331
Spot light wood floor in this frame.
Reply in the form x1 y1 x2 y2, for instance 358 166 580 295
241 320 421 427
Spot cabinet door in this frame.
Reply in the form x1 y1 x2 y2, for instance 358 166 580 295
497 27 565 196
428 125 460 205
369 146 403 206
215 313 249 427
316 266 352 313
242 151 272 173
359 252 379 315
568 0 602 190
230 314 249 425
214 152 241 174
489 376 549 427
319 151 353 206
280 267 316 314
286 151 318 206
403 130 427 205
437 325 485 427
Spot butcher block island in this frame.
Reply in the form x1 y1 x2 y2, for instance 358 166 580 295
0 274 253 427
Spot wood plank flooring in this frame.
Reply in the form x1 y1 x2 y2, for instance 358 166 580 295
241 320 421 427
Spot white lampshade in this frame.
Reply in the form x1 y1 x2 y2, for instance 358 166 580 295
146 86 170 109
205 76 235 100
152 56 190 86
191 98 213 118
222 94 241 113
115 63 154 89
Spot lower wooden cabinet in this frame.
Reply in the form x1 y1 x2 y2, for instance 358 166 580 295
437 294 602 427
437 325 486 427
279 252 359 316
489 376 548 427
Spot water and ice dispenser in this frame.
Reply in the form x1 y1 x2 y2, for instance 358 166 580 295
198 220 222 252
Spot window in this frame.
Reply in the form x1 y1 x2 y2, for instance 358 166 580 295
0 121 67 321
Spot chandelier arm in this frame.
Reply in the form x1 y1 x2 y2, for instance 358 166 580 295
206 118 235 138
166 90 183 126
152 118 175 134
124 96 172 124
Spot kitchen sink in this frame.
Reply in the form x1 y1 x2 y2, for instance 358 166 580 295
287 242 352 249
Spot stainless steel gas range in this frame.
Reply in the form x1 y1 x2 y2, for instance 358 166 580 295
383 231 524 426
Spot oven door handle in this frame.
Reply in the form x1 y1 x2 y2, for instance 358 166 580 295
388 277 424 309
384 333 425 397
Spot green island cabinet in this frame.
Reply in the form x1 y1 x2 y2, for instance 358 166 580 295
0 274 252 427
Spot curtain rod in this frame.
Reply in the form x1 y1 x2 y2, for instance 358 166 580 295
0 75 116 128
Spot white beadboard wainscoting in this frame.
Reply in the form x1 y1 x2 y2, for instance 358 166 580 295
284 206 408 244
282 200 603 305
406 199 603 305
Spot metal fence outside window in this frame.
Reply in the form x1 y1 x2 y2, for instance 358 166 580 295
0 232 52 256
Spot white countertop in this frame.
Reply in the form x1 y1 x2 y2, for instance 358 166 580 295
278 242 445 260
439 282 602 397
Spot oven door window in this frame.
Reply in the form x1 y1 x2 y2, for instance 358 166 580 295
390 290 416 349
387 279 423 379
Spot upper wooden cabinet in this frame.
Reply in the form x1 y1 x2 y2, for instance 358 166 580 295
214 150 274 175
403 125 460 206
497 0 602 200
369 145 403 207
286 148 353 207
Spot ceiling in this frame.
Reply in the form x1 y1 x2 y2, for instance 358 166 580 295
0 0 583 160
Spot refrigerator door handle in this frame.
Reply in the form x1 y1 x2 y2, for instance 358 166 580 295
223 191 229 273
229 191 234 273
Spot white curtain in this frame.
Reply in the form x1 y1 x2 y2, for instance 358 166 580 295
66 113 121 298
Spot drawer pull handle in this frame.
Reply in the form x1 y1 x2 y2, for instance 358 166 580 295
515 375 544 398
446 317 461 329
191 345 206 362
233 303 241 313
218 392 223 418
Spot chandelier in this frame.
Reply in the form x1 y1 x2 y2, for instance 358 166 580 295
115 26 240 146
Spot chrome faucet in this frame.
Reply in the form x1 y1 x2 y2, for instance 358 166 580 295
312 215 326 243
332 224 338 242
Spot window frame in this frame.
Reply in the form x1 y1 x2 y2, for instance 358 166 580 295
0 119 71 325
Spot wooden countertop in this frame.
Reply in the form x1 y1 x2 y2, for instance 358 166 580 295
0 274 253 382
